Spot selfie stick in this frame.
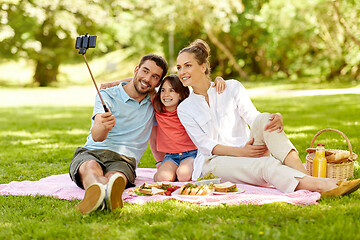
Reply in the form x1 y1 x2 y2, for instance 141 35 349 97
76 34 108 112
82 55 108 112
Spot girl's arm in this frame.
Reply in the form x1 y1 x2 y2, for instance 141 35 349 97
100 77 133 89
100 77 157 100
149 126 165 162
211 76 226 94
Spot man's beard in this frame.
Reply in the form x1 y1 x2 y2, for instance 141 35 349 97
133 75 152 95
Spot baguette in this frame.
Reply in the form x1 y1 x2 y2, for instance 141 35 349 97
306 149 351 163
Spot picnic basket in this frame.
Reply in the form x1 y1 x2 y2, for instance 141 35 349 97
306 128 358 179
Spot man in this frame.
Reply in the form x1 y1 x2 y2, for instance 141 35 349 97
69 54 168 214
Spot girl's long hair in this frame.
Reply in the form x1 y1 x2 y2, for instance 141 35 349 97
153 74 190 113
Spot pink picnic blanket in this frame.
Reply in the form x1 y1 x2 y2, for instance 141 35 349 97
0 168 320 206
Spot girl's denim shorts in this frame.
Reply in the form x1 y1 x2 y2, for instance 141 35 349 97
161 149 198 166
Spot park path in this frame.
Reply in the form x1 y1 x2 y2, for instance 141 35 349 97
1 86 360 107
246 87 360 97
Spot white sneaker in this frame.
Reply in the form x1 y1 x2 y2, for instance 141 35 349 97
76 183 106 214
105 173 126 211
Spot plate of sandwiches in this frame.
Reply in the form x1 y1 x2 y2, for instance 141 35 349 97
172 181 245 196
213 182 245 195
172 183 215 196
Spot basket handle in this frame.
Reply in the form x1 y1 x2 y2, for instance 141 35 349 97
310 128 353 155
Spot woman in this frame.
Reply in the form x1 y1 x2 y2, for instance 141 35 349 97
176 39 360 197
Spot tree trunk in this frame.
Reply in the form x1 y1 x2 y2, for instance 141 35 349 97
204 22 249 80
33 59 59 87
33 10 61 87
332 0 360 47
328 61 347 80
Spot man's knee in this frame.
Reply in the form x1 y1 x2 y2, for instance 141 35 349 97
79 160 103 174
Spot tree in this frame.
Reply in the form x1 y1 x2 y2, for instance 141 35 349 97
122 0 248 78
0 0 120 86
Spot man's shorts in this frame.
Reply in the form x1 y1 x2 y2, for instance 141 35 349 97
69 147 136 189
161 149 198 166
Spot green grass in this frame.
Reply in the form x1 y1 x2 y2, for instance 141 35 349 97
1 93 360 239
242 76 360 91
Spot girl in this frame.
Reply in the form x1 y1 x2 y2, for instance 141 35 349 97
152 74 196 182
152 74 226 182
175 39 360 197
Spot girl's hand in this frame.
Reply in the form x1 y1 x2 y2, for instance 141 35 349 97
212 76 226 94
100 77 133 90
264 113 283 133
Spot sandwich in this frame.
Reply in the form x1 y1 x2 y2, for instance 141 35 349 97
178 183 214 195
142 182 163 189
138 182 166 195
214 182 238 193
138 186 166 195
136 182 179 196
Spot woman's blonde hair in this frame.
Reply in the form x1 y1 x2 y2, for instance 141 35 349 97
178 39 211 78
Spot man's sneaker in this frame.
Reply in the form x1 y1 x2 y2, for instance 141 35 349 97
77 183 106 214
105 173 126 211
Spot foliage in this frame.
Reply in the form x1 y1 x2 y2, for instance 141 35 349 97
0 0 122 86
1 90 360 239
259 0 360 80
1 0 360 86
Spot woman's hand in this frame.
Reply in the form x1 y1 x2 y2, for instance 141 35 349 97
264 113 283 133
241 138 269 158
212 76 226 94
212 139 269 158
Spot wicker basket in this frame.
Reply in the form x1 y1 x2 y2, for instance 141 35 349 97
306 128 357 179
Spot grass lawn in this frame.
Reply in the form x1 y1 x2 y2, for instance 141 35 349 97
1 92 360 239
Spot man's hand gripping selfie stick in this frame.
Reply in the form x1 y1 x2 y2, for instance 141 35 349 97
75 34 109 112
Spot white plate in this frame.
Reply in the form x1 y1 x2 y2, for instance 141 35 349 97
194 178 221 185
213 189 245 195
171 188 181 196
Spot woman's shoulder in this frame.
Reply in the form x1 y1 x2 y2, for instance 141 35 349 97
225 79 245 89
178 96 191 110
177 93 196 114
219 80 246 97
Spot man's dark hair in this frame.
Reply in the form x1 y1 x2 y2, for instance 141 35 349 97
139 54 168 81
